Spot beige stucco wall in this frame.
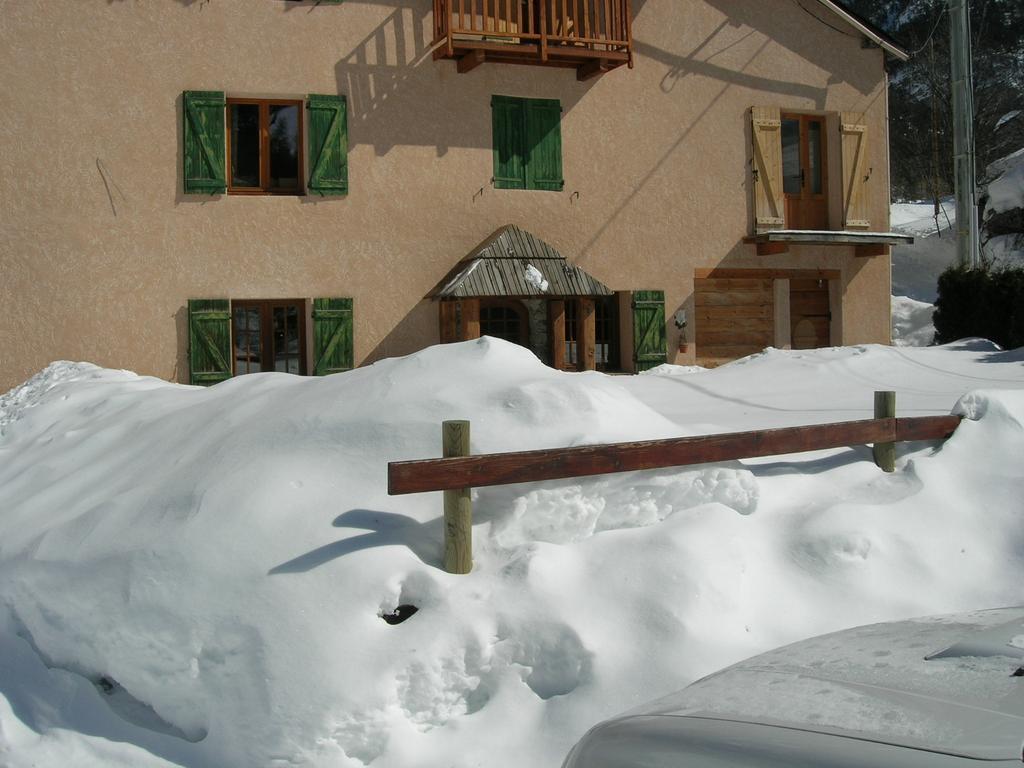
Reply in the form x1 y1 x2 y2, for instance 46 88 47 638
0 0 893 392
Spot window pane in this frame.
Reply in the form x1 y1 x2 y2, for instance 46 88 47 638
273 305 301 373
233 307 262 373
269 104 300 190
782 118 801 195
808 120 823 195
231 104 261 188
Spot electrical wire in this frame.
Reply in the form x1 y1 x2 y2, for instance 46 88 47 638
792 0 861 39
907 3 949 57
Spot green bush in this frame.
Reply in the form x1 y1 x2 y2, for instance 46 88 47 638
933 264 1024 349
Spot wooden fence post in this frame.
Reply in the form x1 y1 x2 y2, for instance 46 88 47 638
873 391 896 472
442 420 472 574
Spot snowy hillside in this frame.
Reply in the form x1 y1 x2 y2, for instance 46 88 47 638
2 338 1024 767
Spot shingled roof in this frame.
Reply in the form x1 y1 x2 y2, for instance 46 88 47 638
431 225 613 299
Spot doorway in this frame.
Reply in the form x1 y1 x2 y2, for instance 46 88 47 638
782 114 828 229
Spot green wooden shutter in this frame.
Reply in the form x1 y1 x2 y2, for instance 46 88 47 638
307 94 348 196
183 91 226 195
525 98 563 191
632 290 667 372
492 95 527 190
312 298 354 375
188 299 232 385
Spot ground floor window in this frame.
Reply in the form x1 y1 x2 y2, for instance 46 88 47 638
480 299 529 346
232 299 307 375
594 296 620 371
188 297 353 386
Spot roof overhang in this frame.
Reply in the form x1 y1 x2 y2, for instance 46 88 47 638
813 1 910 61
431 225 613 299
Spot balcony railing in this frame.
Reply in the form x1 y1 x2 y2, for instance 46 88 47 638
433 0 633 79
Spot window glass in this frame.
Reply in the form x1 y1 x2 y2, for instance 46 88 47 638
808 119 823 195
269 104 300 190
564 299 578 366
480 303 525 346
230 104 261 188
782 118 801 195
273 305 302 374
234 306 263 374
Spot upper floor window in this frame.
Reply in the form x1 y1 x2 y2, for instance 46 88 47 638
182 91 348 198
781 113 828 230
751 106 871 233
491 95 564 191
228 99 304 194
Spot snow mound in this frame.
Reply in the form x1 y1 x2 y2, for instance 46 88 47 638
985 148 1024 217
2 339 1024 768
891 295 935 347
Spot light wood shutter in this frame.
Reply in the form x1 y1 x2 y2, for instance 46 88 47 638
840 112 870 229
632 290 667 372
312 298 353 375
751 106 785 232
307 95 348 196
492 96 527 189
188 299 232 385
183 91 226 195
525 98 564 191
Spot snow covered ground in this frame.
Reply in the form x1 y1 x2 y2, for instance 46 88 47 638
2 337 1024 767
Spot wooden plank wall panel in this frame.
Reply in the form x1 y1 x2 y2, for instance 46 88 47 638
695 277 774 367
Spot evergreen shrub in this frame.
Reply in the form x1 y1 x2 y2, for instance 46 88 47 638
933 265 1024 350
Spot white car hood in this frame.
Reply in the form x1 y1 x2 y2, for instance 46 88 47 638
629 607 1024 761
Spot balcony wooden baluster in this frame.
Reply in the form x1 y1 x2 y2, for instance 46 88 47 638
433 0 633 80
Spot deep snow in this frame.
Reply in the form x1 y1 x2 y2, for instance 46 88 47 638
2 338 1024 767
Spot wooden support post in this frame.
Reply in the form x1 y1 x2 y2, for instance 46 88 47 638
442 420 473 574
873 391 896 472
580 297 596 370
460 298 481 340
549 299 566 369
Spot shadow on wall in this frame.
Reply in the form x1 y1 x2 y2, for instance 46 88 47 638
331 1 594 155
365 300 438 363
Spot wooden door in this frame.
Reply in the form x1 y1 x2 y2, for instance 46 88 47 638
789 279 831 349
781 114 828 230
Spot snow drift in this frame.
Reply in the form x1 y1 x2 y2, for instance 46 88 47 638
1 338 1024 767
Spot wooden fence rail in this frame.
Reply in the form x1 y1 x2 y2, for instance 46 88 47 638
387 392 962 573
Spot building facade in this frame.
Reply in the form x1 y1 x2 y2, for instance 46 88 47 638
0 0 908 391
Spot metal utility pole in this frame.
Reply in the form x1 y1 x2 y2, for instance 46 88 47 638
949 0 980 268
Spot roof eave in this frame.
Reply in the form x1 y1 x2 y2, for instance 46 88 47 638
814 0 910 61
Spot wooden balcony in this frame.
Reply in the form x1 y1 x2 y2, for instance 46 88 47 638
433 0 633 80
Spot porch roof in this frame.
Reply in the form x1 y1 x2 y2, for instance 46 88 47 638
432 225 613 299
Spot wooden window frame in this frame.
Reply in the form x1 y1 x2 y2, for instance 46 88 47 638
226 98 305 196
781 112 829 229
479 298 529 346
231 298 308 375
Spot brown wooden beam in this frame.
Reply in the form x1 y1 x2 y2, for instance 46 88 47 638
460 298 480 340
456 49 486 74
549 300 566 370
576 59 608 81
694 268 841 280
756 241 790 256
388 415 961 495
580 297 596 370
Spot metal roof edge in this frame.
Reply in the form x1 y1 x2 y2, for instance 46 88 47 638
813 0 911 61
